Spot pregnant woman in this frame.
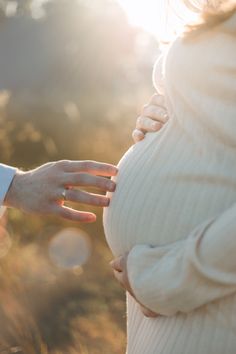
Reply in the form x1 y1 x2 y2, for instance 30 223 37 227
103 1 236 353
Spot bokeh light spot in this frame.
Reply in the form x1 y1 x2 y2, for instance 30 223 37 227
49 228 91 269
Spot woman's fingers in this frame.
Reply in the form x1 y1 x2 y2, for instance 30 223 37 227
112 262 158 315
64 189 110 207
111 255 158 315
113 269 135 297
63 173 116 192
133 114 163 144
139 304 159 318
110 256 125 272
132 129 145 143
133 94 168 143
149 93 166 107
141 105 168 124
136 116 163 132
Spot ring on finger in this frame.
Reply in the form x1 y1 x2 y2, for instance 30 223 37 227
61 189 67 201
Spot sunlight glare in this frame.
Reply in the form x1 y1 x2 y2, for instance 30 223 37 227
116 0 198 38
117 0 168 37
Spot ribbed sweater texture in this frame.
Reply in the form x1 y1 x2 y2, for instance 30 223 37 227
103 13 236 354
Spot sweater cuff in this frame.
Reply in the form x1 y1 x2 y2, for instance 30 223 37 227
127 242 185 316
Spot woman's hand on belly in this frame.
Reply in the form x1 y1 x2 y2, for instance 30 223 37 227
132 93 168 143
110 253 158 318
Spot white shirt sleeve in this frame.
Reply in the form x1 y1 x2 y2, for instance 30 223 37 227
0 163 17 216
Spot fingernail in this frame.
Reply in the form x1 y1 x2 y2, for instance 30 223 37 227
104 198 110 207
87 214 96 222
163 113 169 122
111 167 119 174
108 181 116 192
152 122 160 130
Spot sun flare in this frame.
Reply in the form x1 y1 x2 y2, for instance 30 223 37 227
116 0 198 38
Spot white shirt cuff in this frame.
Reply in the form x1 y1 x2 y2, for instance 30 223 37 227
0 163 17 208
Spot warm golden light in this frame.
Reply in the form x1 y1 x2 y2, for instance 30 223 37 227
116 0 198 38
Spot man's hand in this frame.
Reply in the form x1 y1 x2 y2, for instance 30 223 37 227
4 160 118 223
110 253 158 318
132 93 168 143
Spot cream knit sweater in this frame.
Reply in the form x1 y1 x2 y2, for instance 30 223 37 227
103 12 236 354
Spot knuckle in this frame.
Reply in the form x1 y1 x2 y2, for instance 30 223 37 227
65 175 74 186
57 207 66 217
150 94 158 104
149 105 157 116
136 116 143 128
132 129 144 142
156 95 165 106
132 130 138 142
57 160 68 170
158 108 168 121
76 173 85 184
158 107 165 115
142 103 149 111
142 104 149 115
73 191 80 202
144 105 154 116
54 188 62 200
80 160 93 171
77 161 86 171
82 160 90 170
144 117 152 129
66 189 74 201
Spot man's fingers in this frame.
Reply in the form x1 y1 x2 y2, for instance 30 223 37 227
136 116 163 132
63 173 116 192
65 189 110 207
142 105 168 124
60 160 118 176
53 205 96 223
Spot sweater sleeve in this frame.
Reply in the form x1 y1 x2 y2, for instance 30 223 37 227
127 203 236 316
0 163 17 216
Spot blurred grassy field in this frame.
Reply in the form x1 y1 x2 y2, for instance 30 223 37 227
0 1 159 352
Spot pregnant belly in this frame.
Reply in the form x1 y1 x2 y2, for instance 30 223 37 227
103 123 236 257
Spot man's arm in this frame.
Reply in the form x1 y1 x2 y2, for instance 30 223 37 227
2 160 117 222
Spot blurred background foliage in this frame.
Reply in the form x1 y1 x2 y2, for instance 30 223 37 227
0 0 160 353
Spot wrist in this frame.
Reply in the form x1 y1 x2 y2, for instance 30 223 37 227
4 169 26 209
